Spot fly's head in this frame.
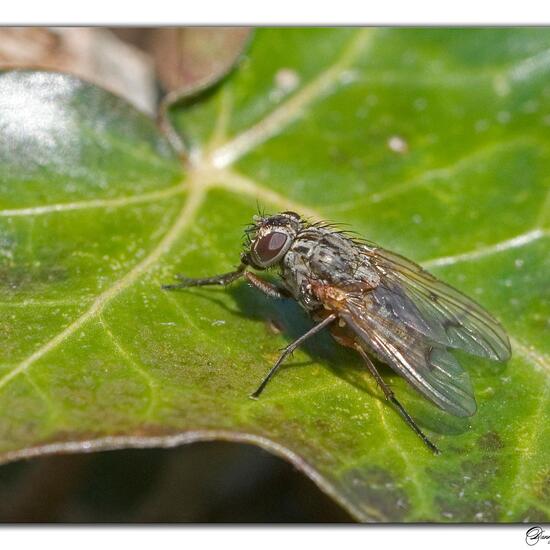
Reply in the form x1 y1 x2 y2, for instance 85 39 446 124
242 211 303 269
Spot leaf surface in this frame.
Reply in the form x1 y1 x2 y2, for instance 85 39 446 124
1 29 549 522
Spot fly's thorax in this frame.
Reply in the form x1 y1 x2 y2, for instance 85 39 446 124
279 226 381 311
283 227 381 284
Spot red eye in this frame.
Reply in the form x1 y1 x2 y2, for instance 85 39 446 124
253 232 289 265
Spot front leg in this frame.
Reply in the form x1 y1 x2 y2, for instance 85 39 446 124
161 265 289 298
162 264 246 290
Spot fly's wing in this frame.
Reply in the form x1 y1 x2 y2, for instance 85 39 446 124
360 245 511 361
340 293 477 417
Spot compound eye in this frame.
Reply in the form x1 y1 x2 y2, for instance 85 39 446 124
253 232 289 265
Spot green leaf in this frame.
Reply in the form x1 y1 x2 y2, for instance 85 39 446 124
1 29 549 522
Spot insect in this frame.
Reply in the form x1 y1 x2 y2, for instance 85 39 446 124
163 211 511 453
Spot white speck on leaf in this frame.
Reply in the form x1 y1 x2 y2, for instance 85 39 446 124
387 135 409 154
274 68 300 96
396 498 406 508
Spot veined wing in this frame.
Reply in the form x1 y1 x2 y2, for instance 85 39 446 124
360 245 511 362
341 292 477 417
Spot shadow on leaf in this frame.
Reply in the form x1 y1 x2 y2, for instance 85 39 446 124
168 280 472 437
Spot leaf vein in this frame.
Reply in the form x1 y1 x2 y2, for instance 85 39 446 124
100 314 158 419
422 229 547 268
0 182 204 392
332 137 537 210
0 183 186 218
208 28 376 168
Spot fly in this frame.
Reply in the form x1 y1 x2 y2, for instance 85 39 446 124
163 211 511 454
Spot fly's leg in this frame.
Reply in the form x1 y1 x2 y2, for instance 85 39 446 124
355 345 441 455
250 313 337 399
162 264 246 290
244 272 291 299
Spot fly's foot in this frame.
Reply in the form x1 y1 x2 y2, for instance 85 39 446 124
162 283 185 291
162 275 195 290
174 274 193 282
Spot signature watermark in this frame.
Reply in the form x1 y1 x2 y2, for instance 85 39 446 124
526 526 550 546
